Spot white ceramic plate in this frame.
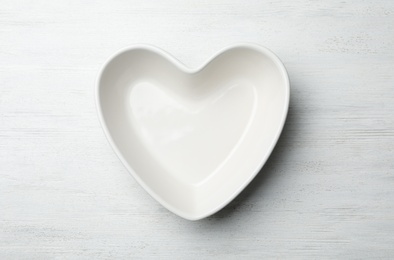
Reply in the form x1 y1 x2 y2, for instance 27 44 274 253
96 44 289 220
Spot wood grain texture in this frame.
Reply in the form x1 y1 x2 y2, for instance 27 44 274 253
1 0 394 258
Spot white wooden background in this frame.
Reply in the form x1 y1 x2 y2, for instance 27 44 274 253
1 0 394 259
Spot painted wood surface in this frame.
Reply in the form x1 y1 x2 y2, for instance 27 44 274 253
1 0 394 258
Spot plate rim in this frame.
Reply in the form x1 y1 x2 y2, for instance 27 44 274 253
95 43 290 220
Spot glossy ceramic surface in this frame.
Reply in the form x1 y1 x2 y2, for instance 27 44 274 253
96 44 289 220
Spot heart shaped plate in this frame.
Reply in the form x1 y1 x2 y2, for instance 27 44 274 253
96 44 289 220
